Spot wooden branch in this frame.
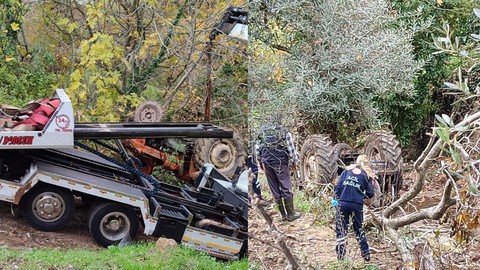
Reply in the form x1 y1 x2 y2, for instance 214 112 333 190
385 112 480 218
247 170 300 269
372 170 458 268
372 112 480 268
455 111 480 127
387 180 455 230
125 0 188 94
370 210 415 269
248 233 283 251
382 135 436 217
72 0 93 38
163 50 206 111
270 44 291 53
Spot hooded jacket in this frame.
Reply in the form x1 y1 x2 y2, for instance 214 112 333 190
334 167 374 206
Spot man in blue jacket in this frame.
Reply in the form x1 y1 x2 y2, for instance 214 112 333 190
334 154 375 262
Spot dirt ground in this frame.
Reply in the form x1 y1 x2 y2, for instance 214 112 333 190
0 200 155 250
248 169 480 270
248 204 403 269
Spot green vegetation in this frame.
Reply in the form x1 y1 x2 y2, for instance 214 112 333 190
293 190 335 226
327 259 379 270
249 0 421 142
0 0 247 129
381 0 480 152
0 243 247 270
249 0 480 157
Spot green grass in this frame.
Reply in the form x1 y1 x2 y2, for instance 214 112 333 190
258 174 336 224
0 243 248 270
327 259 379 270
293 190 336 226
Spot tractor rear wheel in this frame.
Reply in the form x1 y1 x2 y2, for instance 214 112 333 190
193 132 246 180
299 134 338 196
364 130 403 205
333 142 354 170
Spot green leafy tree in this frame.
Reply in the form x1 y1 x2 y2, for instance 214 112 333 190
0 0 56 106
249 0 421 143
17 0 247 124
433 7 480 116
384 0 479 152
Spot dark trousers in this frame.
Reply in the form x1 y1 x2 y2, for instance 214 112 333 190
248 160 262 198
262 162 293 200
335 202 370 259
251 171 262 198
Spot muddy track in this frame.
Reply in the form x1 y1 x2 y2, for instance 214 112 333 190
0 200 155 250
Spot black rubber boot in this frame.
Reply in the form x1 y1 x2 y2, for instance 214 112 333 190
284 198 302 222
276 199 287 221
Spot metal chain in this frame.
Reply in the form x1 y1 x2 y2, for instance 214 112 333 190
74 141 160 196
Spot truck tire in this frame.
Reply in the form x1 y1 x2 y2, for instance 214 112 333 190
364 131 403 205
299 135 338 195
21 185 75 231
193 132 246 180
88 202 139 247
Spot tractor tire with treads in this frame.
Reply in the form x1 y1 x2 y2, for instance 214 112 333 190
364 130 403 205
134 101 164 122
333 143 353 165
334 143 353 156
332 142 356 175
299 134 338 196
193 132 246 180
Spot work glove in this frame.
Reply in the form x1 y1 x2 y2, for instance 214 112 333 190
330 199 338 207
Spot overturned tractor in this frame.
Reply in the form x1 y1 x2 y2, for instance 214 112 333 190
299 130 403 207
123 100 246 181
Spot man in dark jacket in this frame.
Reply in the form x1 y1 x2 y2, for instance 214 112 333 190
257 120 301 222
334 155 375 261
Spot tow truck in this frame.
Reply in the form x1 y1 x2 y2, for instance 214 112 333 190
0 89 248 260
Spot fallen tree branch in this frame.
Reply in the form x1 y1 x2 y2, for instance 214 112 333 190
248 170 300 269
384 112 480 219
383 134 440 218
370 212 415 269
248 233 283 251
386 179 456 230
370 112 480 268
371 150 465 268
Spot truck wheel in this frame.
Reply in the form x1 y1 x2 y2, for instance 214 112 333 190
88 202 139 247
364 130 403 205
21 185 75 231
299 135 338 196
193 132 246 180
